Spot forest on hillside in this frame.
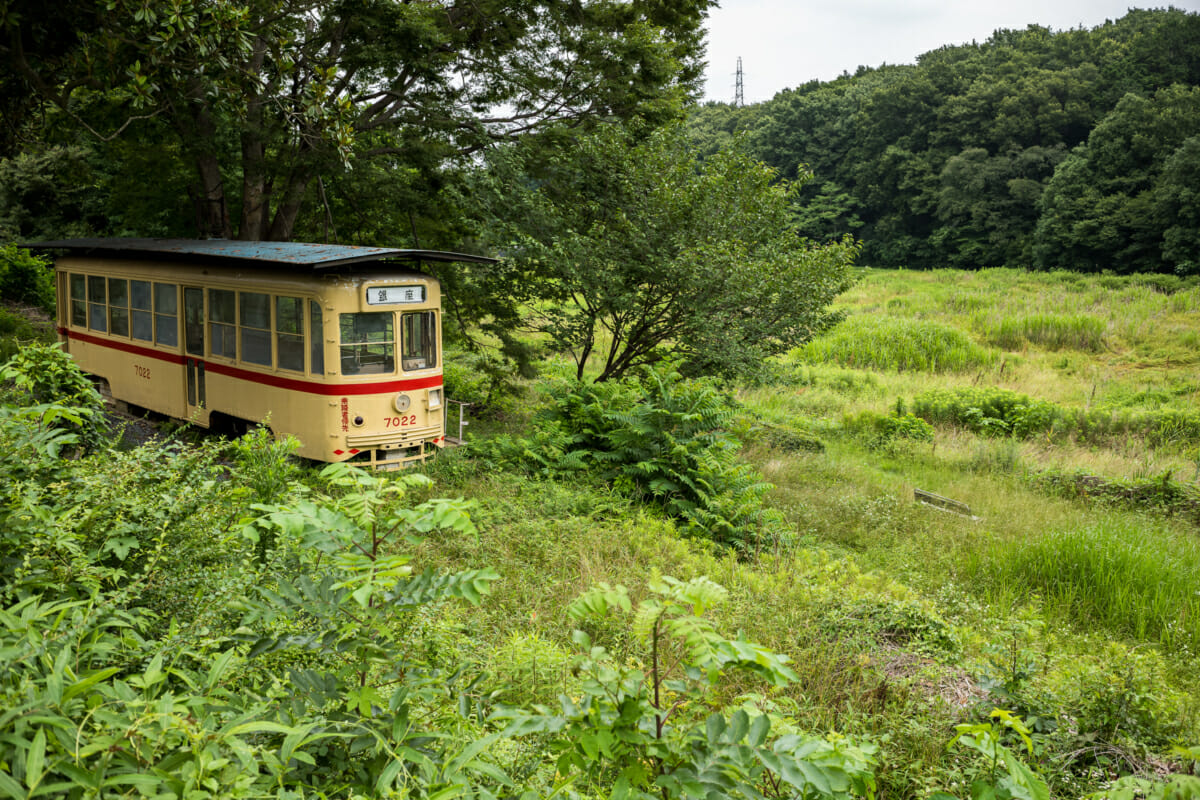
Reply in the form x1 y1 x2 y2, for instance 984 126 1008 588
688 7 1200 275
3 6 1199 280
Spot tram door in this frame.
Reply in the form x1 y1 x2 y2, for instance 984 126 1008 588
183 287 207 422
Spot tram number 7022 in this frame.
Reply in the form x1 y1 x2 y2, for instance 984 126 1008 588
385 415 419 428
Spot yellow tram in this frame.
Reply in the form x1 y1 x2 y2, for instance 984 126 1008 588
33 239 492 469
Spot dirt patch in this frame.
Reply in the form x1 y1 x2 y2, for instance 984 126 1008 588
105 407 167 450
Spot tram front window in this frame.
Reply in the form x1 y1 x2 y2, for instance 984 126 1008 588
401 311 437 371
339 312 394 375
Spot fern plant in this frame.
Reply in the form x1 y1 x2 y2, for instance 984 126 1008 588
477 363 783 550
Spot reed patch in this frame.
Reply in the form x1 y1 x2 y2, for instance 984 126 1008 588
987 313 1106 352
799 315 995 373
966 519 1200 651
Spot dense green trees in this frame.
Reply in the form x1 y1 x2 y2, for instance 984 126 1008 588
1 0 714 241
467 124 858 382
1036 85 1200 273
690 8 1200 274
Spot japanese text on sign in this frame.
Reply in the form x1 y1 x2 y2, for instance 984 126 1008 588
366 285 425 305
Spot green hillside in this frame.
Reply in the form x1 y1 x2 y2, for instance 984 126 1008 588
689 8 1200 275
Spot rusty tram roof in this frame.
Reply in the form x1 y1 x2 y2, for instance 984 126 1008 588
25 238 497 270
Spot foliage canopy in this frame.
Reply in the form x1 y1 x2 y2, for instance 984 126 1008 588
471 124 858 382
688 8 1200 273
1 0 714 240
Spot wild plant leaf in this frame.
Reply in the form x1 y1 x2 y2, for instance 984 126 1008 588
568 583 631 619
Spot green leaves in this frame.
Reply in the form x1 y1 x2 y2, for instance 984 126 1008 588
0 344 107 452
477 363 783 549
471 122 857 383
500 575 877 800
946 710 1050 800
0 427 512 799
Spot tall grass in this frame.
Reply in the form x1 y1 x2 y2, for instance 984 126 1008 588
965 519 1200 651
988 313 1106 352
798 315 995 373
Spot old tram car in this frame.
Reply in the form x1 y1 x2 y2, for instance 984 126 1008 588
37 239 492 469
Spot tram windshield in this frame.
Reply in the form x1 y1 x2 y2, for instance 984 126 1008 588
339 312 395 375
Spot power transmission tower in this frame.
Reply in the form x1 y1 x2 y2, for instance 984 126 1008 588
734 57 744 107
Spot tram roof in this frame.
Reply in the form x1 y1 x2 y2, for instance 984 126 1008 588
25 238 497 270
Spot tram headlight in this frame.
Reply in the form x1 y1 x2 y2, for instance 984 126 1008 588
393 393 411 413
427 388 442 409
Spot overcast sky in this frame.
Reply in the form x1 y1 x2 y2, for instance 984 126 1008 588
701 1 1200 104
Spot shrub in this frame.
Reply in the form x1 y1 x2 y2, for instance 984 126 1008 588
495 577 881 799
475 364 783 551
0 304 53 362
800 315 995 373
756 422 826 453
0 244 54 311
1030 469 1200 524
0 460 514 799
0 342 107 451
843 409 935 447
441 345 526 416
815 597 958 655
911 387 1200 449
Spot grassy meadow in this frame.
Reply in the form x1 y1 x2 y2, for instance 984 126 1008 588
422 267 1200 796
744 268 1200 653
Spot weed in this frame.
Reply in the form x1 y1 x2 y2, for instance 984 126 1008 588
800 315 996 373
988 314 1107 352
966 519 1200 650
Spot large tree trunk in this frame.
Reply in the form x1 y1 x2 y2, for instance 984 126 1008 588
180 82 232 239
238 39 271 240
193 150 232 239
239 115 271 240
267 171 311 241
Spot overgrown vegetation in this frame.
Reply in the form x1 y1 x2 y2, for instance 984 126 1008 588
966 518 1200 650
0 348 892 799
0 243 53 311
912 386 1200 449
4 263 1200 799
799 316 996 373
476 363 783 551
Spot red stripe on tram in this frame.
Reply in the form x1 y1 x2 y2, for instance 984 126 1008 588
59 327 441 396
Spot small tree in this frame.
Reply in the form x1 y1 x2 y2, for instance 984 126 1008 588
472 124 859 382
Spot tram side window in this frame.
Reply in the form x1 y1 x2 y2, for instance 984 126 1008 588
275 296 304 372
108 279 129 337
339 312 394 375
154 283 178 347
240 291 272 366
87 275 107 332
209 289 236 359
310 301 324 375
131 281 153 342
401 311 437 371
69 274 86 327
